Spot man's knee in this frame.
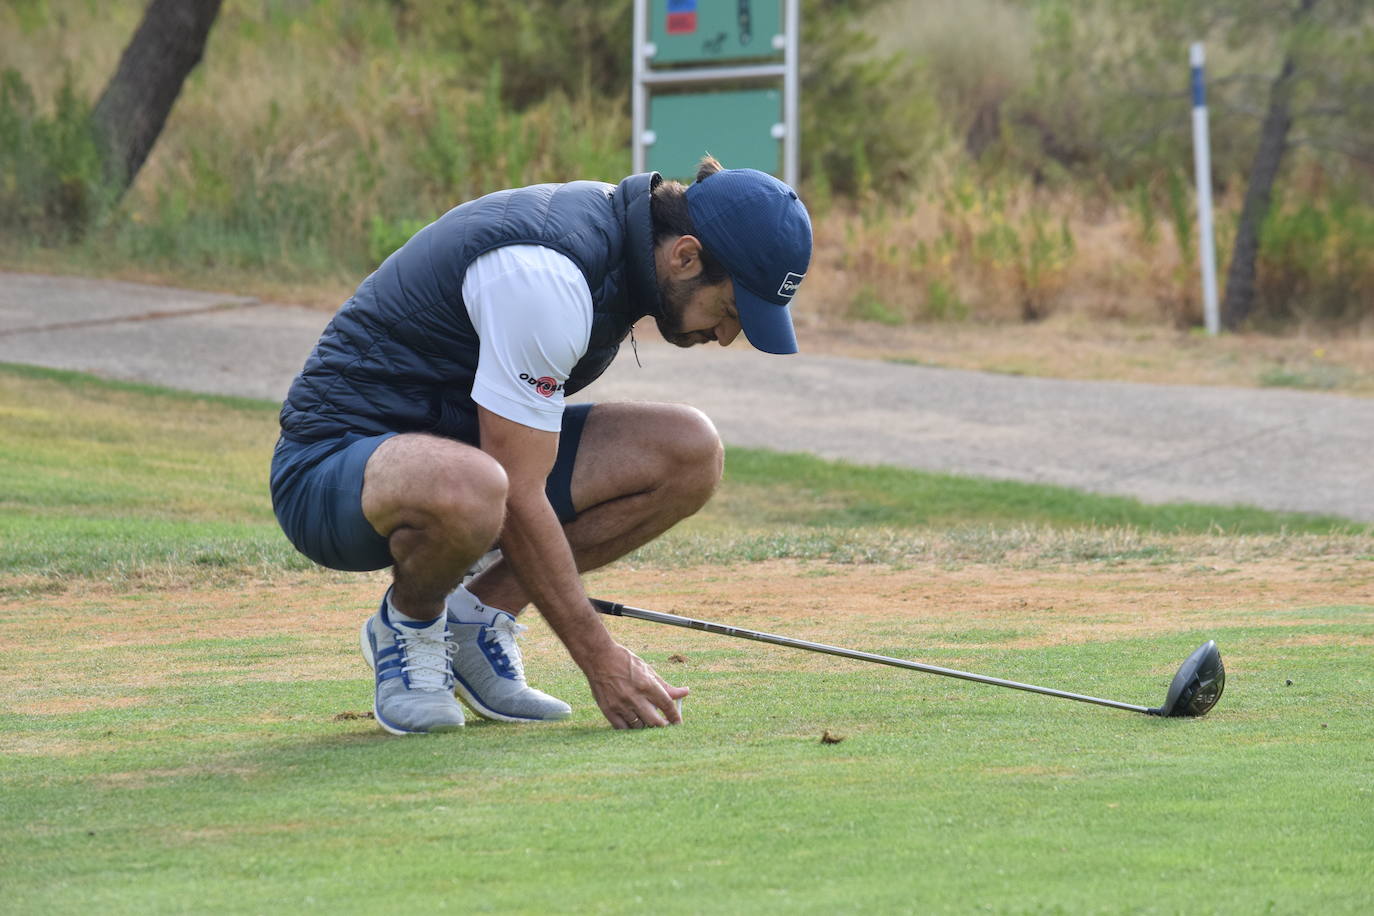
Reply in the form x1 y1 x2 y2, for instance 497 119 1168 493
363 434 508 543
428 453 508 540
633 404 723 510
666 404 725 493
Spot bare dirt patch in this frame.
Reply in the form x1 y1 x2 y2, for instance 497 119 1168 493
22 694 152 715
0 575 388 704
3 557 1368 708
584 558 1374 648
1273 633 1374 648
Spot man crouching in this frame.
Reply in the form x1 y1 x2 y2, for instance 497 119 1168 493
270 158 812 733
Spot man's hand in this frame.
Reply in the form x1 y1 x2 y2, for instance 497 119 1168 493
579 642 690 729
476 405 690 730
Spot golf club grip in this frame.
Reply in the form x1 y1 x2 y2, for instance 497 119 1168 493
590 598 1152 714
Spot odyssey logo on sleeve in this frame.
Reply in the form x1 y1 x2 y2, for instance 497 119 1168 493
519 373 564 398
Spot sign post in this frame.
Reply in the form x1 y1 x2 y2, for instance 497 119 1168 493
632 0 800 185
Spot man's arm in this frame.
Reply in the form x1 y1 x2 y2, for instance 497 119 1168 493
477 405 686 728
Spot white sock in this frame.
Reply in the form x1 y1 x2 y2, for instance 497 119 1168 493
386 594 446 633
445 584 503 626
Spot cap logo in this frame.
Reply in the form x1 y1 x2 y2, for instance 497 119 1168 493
777 272 805 298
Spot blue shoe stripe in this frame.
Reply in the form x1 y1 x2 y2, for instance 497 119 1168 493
477 629 519 681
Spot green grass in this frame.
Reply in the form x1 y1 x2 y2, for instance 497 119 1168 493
0 362 276 515
3 615 1372 912
705 448 1359 533
1 362 1363 591
1259 364 1356 391
2 363 1373 911
0 363 308 589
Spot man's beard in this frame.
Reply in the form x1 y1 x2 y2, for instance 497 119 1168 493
654 274 714 348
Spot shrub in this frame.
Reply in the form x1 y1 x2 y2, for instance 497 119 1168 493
1255 184 1374 326
0 69 112 241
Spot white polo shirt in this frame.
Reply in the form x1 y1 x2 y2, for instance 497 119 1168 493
461 245 594 432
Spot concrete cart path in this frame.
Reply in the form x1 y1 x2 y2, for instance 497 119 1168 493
3 271 1371 522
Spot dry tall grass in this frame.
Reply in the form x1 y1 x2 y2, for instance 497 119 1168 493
799 153 1205 330
4 1 1372 336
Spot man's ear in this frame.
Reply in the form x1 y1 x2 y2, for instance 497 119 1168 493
666 235 705 280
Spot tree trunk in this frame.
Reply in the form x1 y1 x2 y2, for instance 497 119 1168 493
91 0 223 195
1220 0 1316 329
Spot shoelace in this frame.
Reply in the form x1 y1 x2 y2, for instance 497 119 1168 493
397 628 456 691
481 616 528 681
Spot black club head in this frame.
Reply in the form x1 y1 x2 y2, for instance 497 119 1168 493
1155 640 1225 718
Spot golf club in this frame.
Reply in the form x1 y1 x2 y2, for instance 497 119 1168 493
591 599 1225 718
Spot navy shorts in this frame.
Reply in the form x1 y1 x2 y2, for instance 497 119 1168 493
270 403 594 572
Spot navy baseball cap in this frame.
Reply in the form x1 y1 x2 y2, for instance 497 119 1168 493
685 169 812 355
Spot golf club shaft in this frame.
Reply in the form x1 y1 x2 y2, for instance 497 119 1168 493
591 599 1153 715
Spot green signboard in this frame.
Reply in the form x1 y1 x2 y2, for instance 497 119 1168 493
647 89 781 179
650 0 783 65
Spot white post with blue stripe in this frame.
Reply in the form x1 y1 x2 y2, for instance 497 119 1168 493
1191 42 1220 335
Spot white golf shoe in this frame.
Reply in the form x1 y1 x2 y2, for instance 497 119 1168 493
449 611 573 722
359 596 465 735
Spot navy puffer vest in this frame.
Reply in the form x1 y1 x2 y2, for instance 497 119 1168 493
279 172 665 445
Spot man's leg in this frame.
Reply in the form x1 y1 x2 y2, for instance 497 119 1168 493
355 433 509 734
361 433 510 616
466 401 724 611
